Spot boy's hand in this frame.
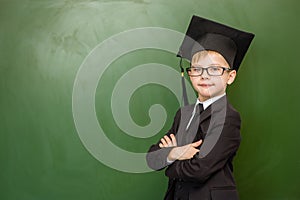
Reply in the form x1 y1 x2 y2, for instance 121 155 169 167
167 140 202 161
159 134 177 148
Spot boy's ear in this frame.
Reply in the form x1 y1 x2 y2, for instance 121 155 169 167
227 70 237 85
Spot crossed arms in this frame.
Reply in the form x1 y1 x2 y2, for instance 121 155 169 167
146 107 241 183
159 134 202 162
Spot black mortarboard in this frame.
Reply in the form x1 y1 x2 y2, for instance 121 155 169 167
178 15 255 71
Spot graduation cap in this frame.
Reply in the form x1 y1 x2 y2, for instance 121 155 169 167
178 15 255 70
178 15 255 105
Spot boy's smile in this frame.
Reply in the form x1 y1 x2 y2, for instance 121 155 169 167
198 83 214 88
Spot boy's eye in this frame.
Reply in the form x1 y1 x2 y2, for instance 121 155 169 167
192 68 201 72
210 67 220 71
208 66 221 72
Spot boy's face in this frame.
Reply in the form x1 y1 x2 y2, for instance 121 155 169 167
189 51 236 102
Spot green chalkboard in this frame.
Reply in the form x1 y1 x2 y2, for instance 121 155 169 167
1 0 300 199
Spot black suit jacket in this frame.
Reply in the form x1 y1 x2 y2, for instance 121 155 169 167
146 96 241 200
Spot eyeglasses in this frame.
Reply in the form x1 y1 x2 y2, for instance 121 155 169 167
186 66 231 77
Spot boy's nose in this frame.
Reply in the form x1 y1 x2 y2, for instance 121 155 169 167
200 69 210 78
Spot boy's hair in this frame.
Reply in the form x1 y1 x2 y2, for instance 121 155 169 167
191 50 230 68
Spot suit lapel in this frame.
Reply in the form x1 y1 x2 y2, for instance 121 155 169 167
176 105 195 146
198 96 228 158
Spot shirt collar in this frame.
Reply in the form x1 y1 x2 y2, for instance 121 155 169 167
195 93 226 110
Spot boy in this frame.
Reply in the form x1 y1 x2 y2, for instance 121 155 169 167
146 15 254 200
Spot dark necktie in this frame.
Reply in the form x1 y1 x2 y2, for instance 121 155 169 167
198 103 204 114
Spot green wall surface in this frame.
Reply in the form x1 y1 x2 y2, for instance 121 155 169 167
1 0 300 199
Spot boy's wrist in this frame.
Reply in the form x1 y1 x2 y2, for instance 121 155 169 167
167 147 178 162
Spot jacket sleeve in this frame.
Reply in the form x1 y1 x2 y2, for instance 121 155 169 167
146 109 181 171
165 111 241 183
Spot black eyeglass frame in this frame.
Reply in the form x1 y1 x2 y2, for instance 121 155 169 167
186 66 232 77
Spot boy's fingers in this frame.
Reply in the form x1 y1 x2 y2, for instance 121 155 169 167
191 140 202 147
170 134 177 146
159 143 163 148
160 138 167 146
160 134 177 148
164 135 172 145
